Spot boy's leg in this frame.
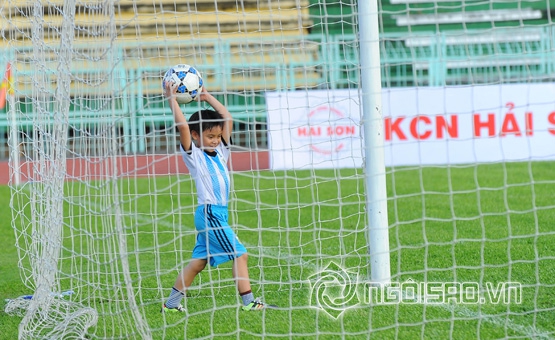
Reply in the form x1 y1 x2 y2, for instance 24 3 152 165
233 254 278 311
164 258 207 310
175 258 207 291
233 253 254 305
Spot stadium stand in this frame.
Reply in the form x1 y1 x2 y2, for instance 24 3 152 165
2 0 318 92
306 0 553 87
2 0 553 90
379 0 554 86
1 0 554 155
0 0 319 154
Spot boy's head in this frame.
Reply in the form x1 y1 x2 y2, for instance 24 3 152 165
188 109 225 151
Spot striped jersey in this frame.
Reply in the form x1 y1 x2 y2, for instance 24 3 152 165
180 141 231 206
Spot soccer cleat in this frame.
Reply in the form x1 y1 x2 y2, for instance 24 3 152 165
161 304 186 313
242 298 277 311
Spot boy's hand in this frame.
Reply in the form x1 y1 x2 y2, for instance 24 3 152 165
195 86 208 102
164 81 178 100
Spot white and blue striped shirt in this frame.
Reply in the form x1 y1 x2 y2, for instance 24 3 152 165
180 142 231 206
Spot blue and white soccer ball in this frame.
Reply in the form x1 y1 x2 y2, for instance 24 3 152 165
162 64 203 104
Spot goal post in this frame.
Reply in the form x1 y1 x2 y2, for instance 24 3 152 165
359 0 391 285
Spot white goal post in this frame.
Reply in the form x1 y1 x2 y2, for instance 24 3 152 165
1 0 555 339
359 0 391 286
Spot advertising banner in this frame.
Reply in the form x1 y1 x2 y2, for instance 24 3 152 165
266 84 555 169
266 89 364 170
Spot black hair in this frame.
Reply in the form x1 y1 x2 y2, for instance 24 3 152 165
188 109 224 135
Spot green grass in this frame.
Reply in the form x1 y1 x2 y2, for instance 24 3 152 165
1 162 554 339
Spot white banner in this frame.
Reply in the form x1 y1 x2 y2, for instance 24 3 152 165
266 84 555 169
266 89 364 170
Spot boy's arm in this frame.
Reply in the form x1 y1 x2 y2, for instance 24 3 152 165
200 90 232 144
164 82 192 151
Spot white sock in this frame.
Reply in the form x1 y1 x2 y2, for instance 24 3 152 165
240 291 254 305
165 287 184 308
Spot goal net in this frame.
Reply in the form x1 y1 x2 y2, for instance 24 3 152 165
1 0 554 339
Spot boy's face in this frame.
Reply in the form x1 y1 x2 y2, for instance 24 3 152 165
192 126 223 152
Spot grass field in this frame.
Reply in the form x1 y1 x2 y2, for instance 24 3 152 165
1 162 554 339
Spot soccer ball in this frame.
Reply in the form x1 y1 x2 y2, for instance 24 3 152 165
162 64 203 104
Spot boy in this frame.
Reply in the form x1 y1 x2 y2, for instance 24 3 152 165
162 81 274 312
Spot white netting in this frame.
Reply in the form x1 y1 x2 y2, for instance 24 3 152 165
1 0 554 339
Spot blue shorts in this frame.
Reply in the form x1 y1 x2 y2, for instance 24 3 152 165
192 204 247 267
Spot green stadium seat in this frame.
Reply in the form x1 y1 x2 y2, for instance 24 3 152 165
393 8 542 26
379 0 552 33
403 27 544 47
